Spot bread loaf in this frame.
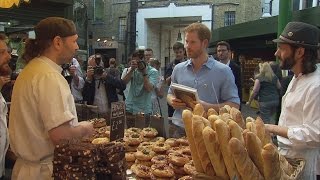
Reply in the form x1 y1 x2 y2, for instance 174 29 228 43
218 106 229 115
229 138 264 180
208 115 220 130
201 117 211 128
246 132 264 176
202 126 229 180
246 121 257 134
182 109 204 173
228 120 244 145
214 119 239 179
192 115 216 176
193 103 205 116
255 116 271 146
261 143 282 180
207 108 218 116
279 154 295 177
229 107 245 129
220 113 232 122
246 116 255 123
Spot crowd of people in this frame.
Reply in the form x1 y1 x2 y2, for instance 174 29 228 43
0 17 319 179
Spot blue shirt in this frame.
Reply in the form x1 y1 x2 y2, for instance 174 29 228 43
168 57 240 127
125 65 158 114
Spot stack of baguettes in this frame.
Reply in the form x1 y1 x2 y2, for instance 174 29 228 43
182 104 298 180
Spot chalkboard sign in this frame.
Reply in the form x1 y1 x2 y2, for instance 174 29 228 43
109 101 125 141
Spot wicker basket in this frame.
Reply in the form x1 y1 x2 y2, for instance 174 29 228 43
285 157 306 180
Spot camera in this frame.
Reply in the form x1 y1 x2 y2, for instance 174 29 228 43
94 66 104 75
61 63 72 84
137 60 146 71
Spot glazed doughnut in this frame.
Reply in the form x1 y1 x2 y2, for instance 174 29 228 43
165 138 179 147
150 136 165 143
152 142 170 154
178 175 193 180
135 159 153 167
142 127 158 138
166 146 182 155
135 149 156 161
168 152 189 167
127 127 142 134
177 137 189 146
151 163 175 178
151 155 168 164
126 132 142 146
183 160 198 175
137 142 154 151
169 163 187 175
132 164 151 178
125 152 136 162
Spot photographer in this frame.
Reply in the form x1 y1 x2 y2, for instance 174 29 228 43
83 54 126 117
122 50 159 115
69 58 84 103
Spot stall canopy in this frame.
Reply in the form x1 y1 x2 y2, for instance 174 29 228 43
0 0 30 9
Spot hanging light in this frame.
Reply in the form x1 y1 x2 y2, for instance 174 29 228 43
0 0 29 8
177 29 182 42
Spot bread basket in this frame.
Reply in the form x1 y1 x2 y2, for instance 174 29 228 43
284 157 306 180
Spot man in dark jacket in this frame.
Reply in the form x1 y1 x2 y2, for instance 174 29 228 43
83 54 126 117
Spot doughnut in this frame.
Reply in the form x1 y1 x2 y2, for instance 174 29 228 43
150 173 175 180
135 149 156 161
125 143 138 152
127 127 142 134
183 160 197 175
169 163 187 175
142 136 154 142
135 159 153 167
151 163 174 178
132 164 151 178
168 152 189 167
178 175 193 180
125 152 136 162
104 130 110 138
91 137 109 144
142 127 158 138
180 147 192 159
150 136 165 143
152 142 170 154
126 132 142 146
165 138 179 147
90 118 106 128
166 146 182 155
151 155 168 164
137 142 154 151
177 137 189 146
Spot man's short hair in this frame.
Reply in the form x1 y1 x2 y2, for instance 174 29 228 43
145 48 153 52
184 23 211 42
217 41 231 51
172 42 184 51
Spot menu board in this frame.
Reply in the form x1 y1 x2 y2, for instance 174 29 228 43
110 101 125 141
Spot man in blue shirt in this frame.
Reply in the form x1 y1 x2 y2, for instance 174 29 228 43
167 23 240 137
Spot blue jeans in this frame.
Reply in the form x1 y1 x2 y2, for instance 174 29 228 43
259 100 279 124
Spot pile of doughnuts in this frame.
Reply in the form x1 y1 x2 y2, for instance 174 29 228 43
123 128 196 179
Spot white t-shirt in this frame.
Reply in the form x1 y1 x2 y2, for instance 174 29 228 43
9 56 78 179
0 93 9 177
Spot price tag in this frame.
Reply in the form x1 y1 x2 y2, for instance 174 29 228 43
110 101 126 141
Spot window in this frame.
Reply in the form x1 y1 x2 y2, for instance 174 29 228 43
119 17 127 41
293 0 300 10
224 11 235 27
94 0 105 21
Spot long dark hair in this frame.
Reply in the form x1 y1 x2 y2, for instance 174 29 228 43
22 38 51 63
291 45 317 74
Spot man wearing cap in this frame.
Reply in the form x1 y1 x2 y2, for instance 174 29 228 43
9 17 95 179
265 22 320 179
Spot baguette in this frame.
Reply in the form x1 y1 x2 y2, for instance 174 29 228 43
202 127 229 180
255 116 269 146
207 108 218 116
201 117 211 127
279 154 295 176
218 106 229 115
193 103 205 116
246 116 255 124
208 115 220 130
214 119 239 179
229 138 264 180
192 115 216 176
220 113 232 122
229 107 245 129
228 120 244 145
261 143 282 180
246 132 264 176
246 121 257 134
182 109 204 173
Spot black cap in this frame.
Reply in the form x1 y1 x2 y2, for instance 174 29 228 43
273 21 319 48
35 17 77 40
